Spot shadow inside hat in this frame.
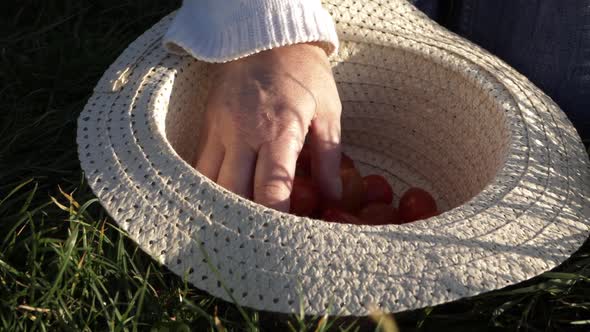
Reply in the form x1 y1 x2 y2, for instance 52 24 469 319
149 33 588 315
164 41 511 214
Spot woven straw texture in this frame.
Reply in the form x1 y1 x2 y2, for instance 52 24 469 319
77 0 590 316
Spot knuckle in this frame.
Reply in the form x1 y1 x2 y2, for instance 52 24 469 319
255 181 290 204
220 93 309 147
257 120 305 149
277 123 305 145
333 100 342 115
321 100 342 120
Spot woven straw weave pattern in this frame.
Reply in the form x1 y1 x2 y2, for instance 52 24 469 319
77 0 590 315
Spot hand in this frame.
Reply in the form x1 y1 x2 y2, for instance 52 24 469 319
194 42 342 212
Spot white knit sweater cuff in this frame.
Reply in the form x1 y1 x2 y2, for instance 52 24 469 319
163 0 339 63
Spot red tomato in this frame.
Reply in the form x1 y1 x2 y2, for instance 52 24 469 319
398 187 438 222
322 208 364 225
341 152 355 170
417 210 440 220
362 174 393 205
323 167 365 213
296 145 312 177
358 203 400 225
289 176 319 217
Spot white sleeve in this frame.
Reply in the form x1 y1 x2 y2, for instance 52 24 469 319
162 0 339 63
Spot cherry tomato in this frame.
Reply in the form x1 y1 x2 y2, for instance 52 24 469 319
399 209 440 224
322 208 364 225
358 203 400 225
362 174 393 205
417 210 440 221
341 152 355 170
289 176 319 217
398 187 438 222
296 145 312 177
323 167 365 213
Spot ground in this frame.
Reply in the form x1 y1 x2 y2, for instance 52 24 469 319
1 1 590 331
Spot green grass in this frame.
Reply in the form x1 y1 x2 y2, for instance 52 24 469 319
1 1 590 331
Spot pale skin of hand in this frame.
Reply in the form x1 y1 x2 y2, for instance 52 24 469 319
194 42 343 212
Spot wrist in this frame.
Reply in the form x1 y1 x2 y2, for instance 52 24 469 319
163 0 339 63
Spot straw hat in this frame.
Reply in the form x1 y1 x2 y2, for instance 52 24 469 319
77 0 590 316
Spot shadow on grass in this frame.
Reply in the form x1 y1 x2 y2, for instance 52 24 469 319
2 0 590 331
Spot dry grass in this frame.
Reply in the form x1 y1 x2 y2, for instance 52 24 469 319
1 1 590 330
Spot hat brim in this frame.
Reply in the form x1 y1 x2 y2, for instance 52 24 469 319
77 1 590 316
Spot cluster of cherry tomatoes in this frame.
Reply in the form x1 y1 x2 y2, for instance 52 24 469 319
289 146 440 225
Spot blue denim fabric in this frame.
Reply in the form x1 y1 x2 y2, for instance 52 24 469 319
413 0 590 139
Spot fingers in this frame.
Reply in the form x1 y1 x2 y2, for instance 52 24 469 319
310 109 342 201
253 137 302 212
194 134 225 182
216 144 257 199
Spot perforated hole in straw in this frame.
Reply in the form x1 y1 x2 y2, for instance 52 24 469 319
77 0 590 316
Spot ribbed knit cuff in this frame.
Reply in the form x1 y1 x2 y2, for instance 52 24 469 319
163 0 339 63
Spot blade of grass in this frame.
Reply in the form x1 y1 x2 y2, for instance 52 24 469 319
0 178 34 207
